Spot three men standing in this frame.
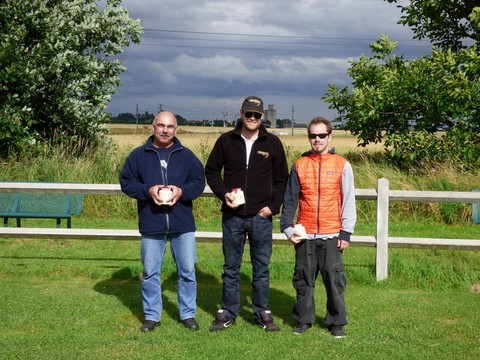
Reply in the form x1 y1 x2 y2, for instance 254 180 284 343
119 105 355 338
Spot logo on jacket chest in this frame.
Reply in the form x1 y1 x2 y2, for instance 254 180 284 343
257 150 270 159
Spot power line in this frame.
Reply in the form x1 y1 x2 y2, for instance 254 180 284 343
137 42 431 56
142 28 425 43
136 28 433 56
142 34 369 46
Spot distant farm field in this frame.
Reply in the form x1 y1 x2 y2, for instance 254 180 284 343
108 124 382 153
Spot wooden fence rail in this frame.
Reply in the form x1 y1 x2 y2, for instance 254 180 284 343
1 180 479 281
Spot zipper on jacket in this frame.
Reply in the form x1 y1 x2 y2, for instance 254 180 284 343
154 145 183 232
243 165 248 215
316 156 322 233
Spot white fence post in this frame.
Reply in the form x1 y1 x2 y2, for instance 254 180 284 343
376 178 389 281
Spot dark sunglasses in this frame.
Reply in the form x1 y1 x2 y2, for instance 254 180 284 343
308 133 330 139
244 111 262 120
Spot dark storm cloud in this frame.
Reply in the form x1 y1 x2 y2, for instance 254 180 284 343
106 0 431 122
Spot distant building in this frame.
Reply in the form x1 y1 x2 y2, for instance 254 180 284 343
265 104 277 128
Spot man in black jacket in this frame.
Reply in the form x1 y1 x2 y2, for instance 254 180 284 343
205 96 288 332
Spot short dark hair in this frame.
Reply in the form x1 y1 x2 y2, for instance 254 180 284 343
308 116 332 134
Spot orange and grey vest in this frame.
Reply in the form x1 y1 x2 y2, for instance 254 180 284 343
295 153 347 234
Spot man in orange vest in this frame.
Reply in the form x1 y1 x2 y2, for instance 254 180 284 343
280 116 356 338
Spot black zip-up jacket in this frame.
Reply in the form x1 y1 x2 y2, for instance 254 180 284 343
205 122 288 216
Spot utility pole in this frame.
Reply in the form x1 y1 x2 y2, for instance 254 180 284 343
135 104 139 134
291 105 295 136
223 101 228 129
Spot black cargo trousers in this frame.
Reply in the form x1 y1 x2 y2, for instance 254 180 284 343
292 236 347 327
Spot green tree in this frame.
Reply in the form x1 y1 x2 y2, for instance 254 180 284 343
0 0 142 156
324 36 480 167
323 3 480 167
175 115 188 126
386 0 480 52
111 113 136 123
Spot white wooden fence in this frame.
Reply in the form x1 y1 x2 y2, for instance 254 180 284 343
1 179 479 281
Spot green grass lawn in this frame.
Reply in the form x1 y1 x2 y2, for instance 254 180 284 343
1 124 479 358
0 238 479 359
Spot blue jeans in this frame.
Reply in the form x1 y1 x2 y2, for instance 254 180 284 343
221 214 273 320
140 232 197 322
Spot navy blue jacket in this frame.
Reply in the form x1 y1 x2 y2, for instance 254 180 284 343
119 136 205 235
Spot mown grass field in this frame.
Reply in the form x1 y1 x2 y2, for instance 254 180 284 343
107 123 384 154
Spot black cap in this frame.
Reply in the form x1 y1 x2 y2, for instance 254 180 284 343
241 96 264 113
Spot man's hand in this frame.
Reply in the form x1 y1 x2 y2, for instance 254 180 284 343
289 225 305 245
149 185 163 205
289 235 303 245
149 185 182 206
338 239 350 251
258 206 272 218
168 185 182 205
224 191 240 208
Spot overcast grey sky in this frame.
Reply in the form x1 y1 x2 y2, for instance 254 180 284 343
105 0 432 123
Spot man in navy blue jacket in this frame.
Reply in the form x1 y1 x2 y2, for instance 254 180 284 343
120 111 205 333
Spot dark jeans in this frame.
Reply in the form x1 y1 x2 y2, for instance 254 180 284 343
292 237 347 326
220 214 273 320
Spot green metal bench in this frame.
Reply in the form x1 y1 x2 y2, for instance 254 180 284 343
0 191 83 228
473 189 480 225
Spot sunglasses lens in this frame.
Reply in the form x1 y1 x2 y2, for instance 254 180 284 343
308 133 329 139
245 112 262 120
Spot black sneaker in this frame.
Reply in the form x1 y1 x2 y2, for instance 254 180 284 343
209 309 235 332
140 320 158 333
182 318 200 331
331 325 346 339
256 310 280 332
292 323 312 335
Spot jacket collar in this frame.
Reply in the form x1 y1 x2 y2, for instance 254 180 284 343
233 121 268 138
301 148 336 158
144 135 182 151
